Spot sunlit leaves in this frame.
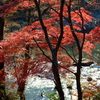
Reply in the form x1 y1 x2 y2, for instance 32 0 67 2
83 41 96 55
14 1 35 8
0 0 97 65
0 1 100 94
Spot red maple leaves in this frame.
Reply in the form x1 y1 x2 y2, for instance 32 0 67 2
0 0 99 91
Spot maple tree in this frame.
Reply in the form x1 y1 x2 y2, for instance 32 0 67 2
0 0 33 99
0 1 21 99
31 1 95 100
0 1 52 99
0 0 100 100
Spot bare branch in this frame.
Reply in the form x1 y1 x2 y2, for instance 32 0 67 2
71 45 77 61
60 45 77 63
50 7 70 24
34 0 53 51
33 37 53 63
68 0 81 51
55 0 65 53
78 7 85 49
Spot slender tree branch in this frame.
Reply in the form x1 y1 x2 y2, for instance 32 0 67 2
55 0 65 53
71 45 77 61
60 45 77 63
33 37 59 71
33 37 53 63
50 7 70 23
73 0 85 50
68 0 81 52
78 6 85 49
41 5 51 16
34 0 53 51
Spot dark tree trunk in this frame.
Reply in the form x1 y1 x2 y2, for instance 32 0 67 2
17 79 26 100
0 17 4 40
52 52 64 100
18 89 25 100
75 61 83 100
76 70 82 100
0 17 6 100
34 1 65 99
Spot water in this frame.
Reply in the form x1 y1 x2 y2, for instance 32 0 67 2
24 65 100 100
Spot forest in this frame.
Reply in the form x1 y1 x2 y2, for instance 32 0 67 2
0 0 100 100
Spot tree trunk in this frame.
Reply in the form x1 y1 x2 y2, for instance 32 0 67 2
17 79 26 100
52 52 64 100
76 64 82 100
18 89 25 100
17 56 29 100
0 17 6 100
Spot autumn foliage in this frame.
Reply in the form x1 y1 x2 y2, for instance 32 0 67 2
0 0 100 100
0 1 97 63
